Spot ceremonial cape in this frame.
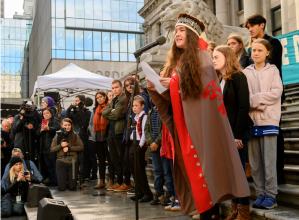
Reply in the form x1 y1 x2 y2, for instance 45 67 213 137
148 50 250 215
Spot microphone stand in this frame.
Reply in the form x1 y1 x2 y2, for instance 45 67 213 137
126 56 140 220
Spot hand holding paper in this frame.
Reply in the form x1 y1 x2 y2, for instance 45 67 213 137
140 61 168 94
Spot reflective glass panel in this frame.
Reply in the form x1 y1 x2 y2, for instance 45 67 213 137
111 53 119 61
128 34 135 53
111 1 120 21
66 18 75 26
128 2 137 22
111 33 119 52
56 19 65 27
85 20 94 28
94 0 102 20
75 51 84 59
120 22 128 31
120 2 128 22
103 1 111 20
94 20 103 29
75 0 84 18
102 32 110 51
66 50 75 59
93 31 102 51
274 8 282 28
129 53 135 62
75 30 84 50
52 27 56 49
66 30 74 50
112 22 120 30
85 0 94 19
84 51 93 60
56 0 64 19
103 52 110 61
51 0 55 17
56 50 66 59
56 27 65 49
66 0 75 17
76 19 84 28
52 50 56 58
94 52 102 60
120 53 127 62
103 21 111 29
84 31 93 51
52 18 55 26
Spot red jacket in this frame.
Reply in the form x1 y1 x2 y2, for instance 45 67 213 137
160 124 173 159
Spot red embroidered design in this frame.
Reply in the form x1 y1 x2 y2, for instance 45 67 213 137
202 80 227 116
137 113 147 148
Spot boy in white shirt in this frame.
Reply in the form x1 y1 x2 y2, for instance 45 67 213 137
129 95 153 203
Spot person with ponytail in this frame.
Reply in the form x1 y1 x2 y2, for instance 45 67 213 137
146 13 250 219
89 90 115 189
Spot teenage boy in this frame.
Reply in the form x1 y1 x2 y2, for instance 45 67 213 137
129 95 153 203
103 80 132 191
244 13 285 184
145 104 175 205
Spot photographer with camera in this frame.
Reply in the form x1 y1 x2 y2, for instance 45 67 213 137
50 118 84 191
1 156 40 217
36 108 60 187
65 95 91 182
1 120 13 178
12 101 42 161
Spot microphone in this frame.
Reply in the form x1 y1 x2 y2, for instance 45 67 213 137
133 36 166 58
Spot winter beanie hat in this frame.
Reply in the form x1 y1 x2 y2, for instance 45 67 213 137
42 96 55 108
76 94 86 103
10 156 23 169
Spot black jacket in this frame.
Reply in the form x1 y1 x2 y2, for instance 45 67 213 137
4 173 40 201
239 51 250 69
65 106 91 141
36 110 61 159
1 129 13 161
221 73 253 140
249 34 285 102
12 111 42 155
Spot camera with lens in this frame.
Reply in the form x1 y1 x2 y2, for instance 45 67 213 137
1 138 4 146
20 100 36 119
23 171 29 176
56 127 70 143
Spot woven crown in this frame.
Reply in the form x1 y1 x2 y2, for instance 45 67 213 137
175 13 206 38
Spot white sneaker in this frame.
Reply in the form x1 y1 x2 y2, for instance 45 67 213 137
171 201 181 211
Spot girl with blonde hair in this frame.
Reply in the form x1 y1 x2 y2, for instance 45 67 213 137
227 35 250 68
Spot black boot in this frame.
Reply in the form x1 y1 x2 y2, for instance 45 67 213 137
150 193 163 205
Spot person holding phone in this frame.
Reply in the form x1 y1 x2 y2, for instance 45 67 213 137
50 118 84 191
36 108 60 187
1 156 40 217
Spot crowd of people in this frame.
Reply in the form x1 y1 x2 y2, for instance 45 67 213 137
0 12 285 220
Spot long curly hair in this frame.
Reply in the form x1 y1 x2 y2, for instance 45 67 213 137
163 28 203 99
123 77 141 112
214 46 242 82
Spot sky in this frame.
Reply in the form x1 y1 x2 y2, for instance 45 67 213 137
4 0 24 18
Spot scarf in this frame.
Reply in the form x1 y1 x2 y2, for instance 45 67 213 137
93 103 109 135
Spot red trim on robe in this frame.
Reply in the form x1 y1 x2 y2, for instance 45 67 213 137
170 69 213 214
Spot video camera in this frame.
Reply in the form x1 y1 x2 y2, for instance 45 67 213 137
20 100 36 119
70 102 84 111
56 127 70 142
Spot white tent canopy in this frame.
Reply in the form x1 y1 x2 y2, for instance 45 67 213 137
33 63 114 104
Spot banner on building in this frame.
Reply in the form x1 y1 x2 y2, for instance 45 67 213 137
275 30 299 85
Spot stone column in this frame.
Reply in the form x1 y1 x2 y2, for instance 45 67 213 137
216 0 229 25
244 0 259 20
281 0 289 34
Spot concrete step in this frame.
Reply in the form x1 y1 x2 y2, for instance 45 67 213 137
284 96 299 104
281 127 299 138
282 110 299 119
284 150 299 165
220 199 299 220
282 102 299 111
284 86 299 94
284 138 299 151
284 83 299 90
281 118 299 128
284 164 299 184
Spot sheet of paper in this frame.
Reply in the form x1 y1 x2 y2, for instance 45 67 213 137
140 61 168 94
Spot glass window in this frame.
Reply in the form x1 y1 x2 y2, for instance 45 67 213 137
52 27 56 49
56 50 66 59
75 30 84 50
112 22 120 30
273 29 282 36
56 27 65 49
51 0 56 17
15 28 20 39
103 1 111 20
52 18 55 26
94 0 102 20
136 34 144 50
129 23 137 31
52 50 56 58
66 18 75 26
10 19 16 27
10 45 16 58
76 19 84 28
1 27 4 39
93 31 102 51
94 52 102 60
129 53 135 62
75 0 84 18
103 21 111 29
102 32 110 51
128 2 137 22
239 0 244 11
120 22 128 31
84 31 93 51
85 0 94 19
128 34 135 53
20 20 27 28
75 51 84 59
15 19 20 27
84 51 93 59
66 0 75 17
120 53 127 62
10 28 16 39
94 20 103 29
120 2 128 22
66 50 75 59
56 19 65 27
21 28 26 40
66 30 74 50
103 52 110 61
56 0 64 19
111 1 120 21
85 20 94 28
273 8 282 28
111 53 119 61
111 33 119 52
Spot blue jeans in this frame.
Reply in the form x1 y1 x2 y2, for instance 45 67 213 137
43 151 57 184
151 149 175 195
232 129 251 205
